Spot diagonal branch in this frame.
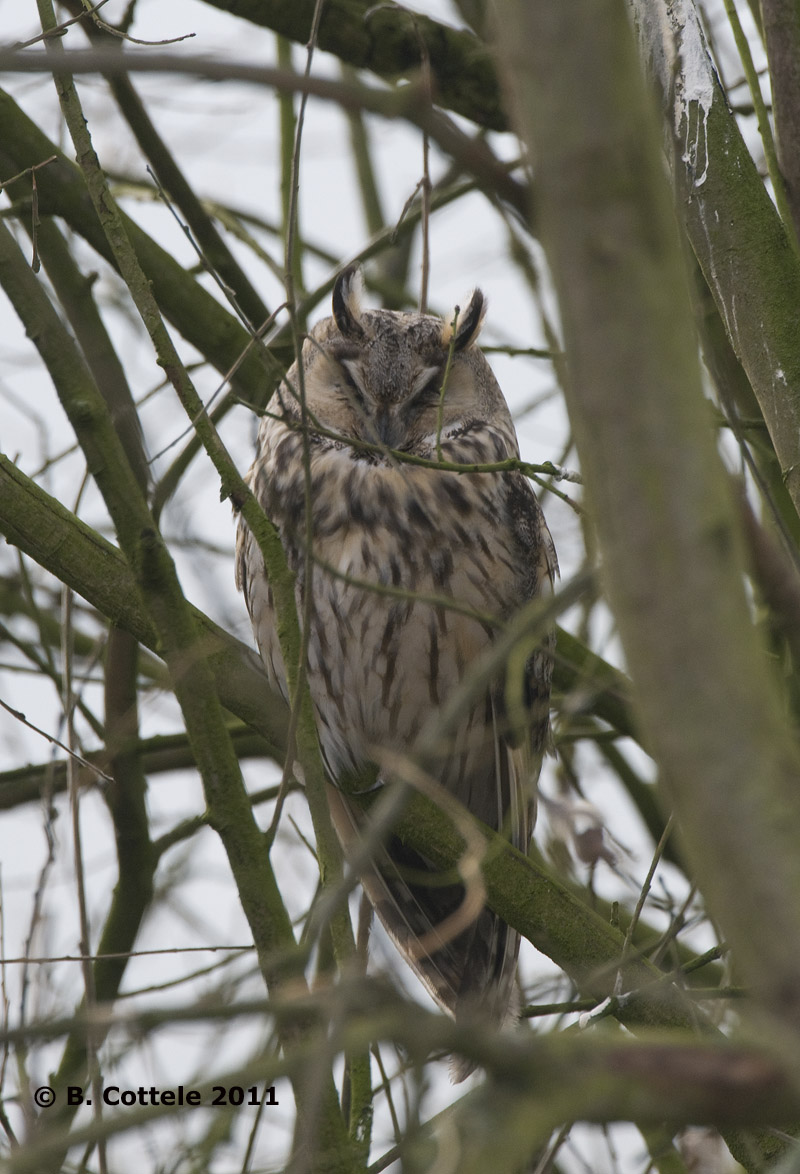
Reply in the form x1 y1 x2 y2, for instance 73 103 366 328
186 0 507 131
629 0 800 521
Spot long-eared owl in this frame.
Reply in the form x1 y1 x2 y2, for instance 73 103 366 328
235 268 557 1056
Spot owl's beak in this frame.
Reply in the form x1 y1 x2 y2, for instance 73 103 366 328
372 407 403 449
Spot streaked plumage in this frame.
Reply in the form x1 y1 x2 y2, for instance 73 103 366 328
235 269 557 1056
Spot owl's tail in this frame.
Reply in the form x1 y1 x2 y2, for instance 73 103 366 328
327 784 522 1081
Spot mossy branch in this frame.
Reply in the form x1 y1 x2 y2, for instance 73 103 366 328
0 727 271 811
760 0 800 245
2 989 796 1174
495 0 800 1100
0 454 288 749
133 0 508 132
630 1 800 520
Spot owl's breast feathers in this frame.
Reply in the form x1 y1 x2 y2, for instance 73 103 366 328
241 410 554 769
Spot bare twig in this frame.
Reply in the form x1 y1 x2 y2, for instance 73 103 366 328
61 584 107 1174
0 868 18 1147
616 815 675 991
1 945 255 965
0 48 528 216
12 1 110 49
0 699 112 783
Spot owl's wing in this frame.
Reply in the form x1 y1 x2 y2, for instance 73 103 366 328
506 472 559 758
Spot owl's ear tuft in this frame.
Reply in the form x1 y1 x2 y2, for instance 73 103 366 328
442 289 487 352
333 266 365 339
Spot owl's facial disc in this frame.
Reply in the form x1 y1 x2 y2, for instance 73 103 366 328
336 357 448 448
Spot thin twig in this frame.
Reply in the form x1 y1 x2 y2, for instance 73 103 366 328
0 156 57 271
0 868 18 1147
0 699 113 783
532 1123 573 1174
280 0 372 1148
12 0 110 49
616 814 675 992
257 404 582 482
0 49 528 216
147 305 285 476
78 0 196 47
650 883 699 969
411 18 433 313
1 945 255 965
61 584 108 1174
146 164 256 334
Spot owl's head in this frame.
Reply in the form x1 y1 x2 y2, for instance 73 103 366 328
287 267 515 454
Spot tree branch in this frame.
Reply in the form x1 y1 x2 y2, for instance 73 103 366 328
762 0 800 243
198 0 506 131
629 0 800 520
0 453 287 751
492 0 800 1135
